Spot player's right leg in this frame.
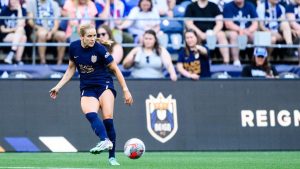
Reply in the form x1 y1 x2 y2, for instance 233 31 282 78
81 94 112 154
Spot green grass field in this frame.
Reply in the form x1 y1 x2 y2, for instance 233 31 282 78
0 151 299 169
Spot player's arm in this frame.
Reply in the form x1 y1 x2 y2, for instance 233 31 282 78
49 60 76 99
108 61 133 105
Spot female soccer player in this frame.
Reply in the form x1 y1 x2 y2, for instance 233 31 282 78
49 24 133 166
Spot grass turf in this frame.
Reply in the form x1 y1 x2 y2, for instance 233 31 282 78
0 151 299 169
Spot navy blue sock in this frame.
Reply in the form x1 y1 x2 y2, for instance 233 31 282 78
103 119 116 158
85 112 108 141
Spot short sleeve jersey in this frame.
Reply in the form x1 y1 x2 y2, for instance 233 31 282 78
177 48 211 78
184 1 221 32
69 40 114 90
0 6 27 29
223 1 258 28
26 0 61 29
256 2 285 30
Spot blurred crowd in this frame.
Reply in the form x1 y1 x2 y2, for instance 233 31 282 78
0 0 299 79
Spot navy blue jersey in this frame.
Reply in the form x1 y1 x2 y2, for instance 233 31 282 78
69 40 114 90
286 4 300 24
223 1 258 29
177 48 211 78
0 6 27 28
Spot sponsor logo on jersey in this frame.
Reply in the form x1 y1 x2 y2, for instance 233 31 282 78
146 92 178 143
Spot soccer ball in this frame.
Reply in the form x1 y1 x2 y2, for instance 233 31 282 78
124 138 145 159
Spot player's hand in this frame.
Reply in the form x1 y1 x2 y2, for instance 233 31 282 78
123 90 133 106
49 87 60 100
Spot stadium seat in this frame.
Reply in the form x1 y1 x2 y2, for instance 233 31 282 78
49 72 64 79
211 72 232 79
278 72 299 79
9 71 33 79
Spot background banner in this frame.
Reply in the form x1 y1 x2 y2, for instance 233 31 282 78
0 79 299 151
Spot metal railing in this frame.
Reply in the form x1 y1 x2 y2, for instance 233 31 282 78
0 16 299 64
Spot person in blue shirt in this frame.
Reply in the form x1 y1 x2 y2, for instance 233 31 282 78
49 24 133 166
241 47 278 78
176 29 211 79
223 0 258 66
0 0 27 65
286 0 300 65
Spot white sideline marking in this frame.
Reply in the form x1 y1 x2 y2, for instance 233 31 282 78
39 137 77 152
0 167 99 169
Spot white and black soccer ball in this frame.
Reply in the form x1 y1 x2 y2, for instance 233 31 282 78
124 138 145 159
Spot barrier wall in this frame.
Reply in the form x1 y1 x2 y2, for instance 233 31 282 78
0 79 299 152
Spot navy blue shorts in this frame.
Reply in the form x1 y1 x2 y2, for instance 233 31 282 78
80 85 117 100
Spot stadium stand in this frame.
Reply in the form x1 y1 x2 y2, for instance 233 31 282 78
0 0 299 78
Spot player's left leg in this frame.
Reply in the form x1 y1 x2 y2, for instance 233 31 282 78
99 89 120 166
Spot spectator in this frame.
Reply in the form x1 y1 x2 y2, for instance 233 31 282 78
122 29 177 81
223 0 258 66
117 0 161 43
95 0 134 55
95 0 126 29
97 24 123 64
27 0 67 64
0 0 27 65
176 29 211 80
185 0 230 64
257 0 293 56
63 0 98 39
241 47 278 78
286 0 300 65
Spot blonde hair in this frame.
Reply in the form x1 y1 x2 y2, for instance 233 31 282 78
79 24 113 46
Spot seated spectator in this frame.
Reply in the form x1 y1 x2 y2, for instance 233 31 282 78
0 0 27 65
286 0 300 65
97 24 124 64
122 29 177 81
223 0 258 66
27 0 67 64
63 0 98 39
176 29 211 80
257 0 293 56
95 0 134 54
117 0 161 43
185 0 230 64
95 0 125 29
241 47 278 78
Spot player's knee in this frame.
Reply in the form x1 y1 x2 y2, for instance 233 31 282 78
103 114 113 119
